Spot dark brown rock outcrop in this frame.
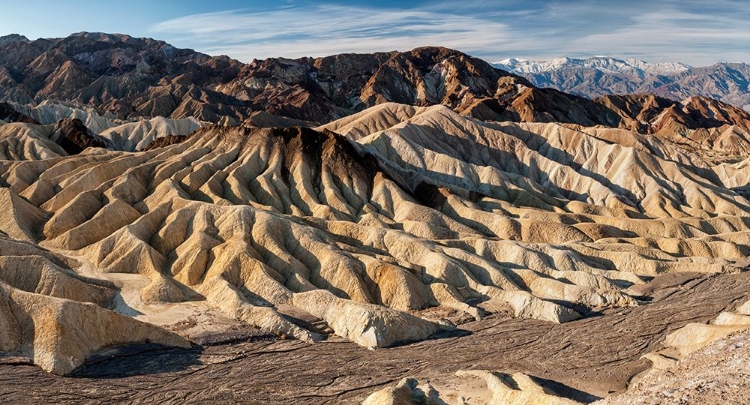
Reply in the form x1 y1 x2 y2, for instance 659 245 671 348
0 102 38 124
50 118 106 154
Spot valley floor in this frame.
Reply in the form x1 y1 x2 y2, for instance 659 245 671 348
1 271 747 404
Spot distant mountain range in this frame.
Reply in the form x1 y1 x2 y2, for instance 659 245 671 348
494 57 750 111
2 32 750 156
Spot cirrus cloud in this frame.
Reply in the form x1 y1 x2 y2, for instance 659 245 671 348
150 4 520 60
150 0 750 66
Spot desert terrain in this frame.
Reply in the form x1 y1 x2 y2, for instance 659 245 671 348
0 34 749 403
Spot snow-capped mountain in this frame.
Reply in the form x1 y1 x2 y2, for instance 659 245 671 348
493 57 750 111
494 57 691 77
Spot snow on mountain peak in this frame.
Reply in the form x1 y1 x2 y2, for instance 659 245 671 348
493 56 691 77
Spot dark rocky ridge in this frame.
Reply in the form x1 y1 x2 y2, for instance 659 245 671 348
0 32 246 122
2 32 750 155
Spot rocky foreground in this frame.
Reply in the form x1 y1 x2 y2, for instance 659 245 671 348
0 272 748 404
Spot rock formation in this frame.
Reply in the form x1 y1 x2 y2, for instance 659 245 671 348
363 372 584 405
0 101 748 379
0 233 190 375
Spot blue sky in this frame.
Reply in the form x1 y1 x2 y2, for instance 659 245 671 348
4 0 750 66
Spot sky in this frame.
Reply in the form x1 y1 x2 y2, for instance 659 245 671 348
3 0 750 66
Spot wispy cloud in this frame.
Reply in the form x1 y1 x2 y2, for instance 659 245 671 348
149 1 750 65
150 4 521 60
570 5 750 64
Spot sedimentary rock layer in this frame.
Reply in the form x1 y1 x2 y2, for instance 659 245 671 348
0 103 748 376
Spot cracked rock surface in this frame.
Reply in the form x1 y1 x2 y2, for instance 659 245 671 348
0 272 747 404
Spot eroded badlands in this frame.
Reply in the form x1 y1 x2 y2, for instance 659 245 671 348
0 102 749 403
